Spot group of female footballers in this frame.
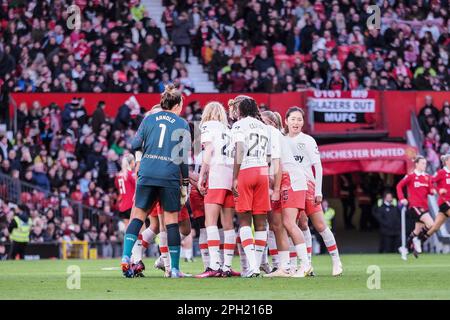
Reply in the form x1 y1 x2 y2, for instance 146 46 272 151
116 85 344 278
115 85 450 278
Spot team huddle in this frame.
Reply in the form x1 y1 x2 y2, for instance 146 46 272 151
116 85 343 278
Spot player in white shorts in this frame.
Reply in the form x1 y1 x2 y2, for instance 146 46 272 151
284 107 342 276
230 95 272 277
263 110 312 278
195 102 240 278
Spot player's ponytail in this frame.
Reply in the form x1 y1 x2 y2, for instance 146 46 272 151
233 95 263 122
262 110 282 130
200 101 229 128
160 84 182 110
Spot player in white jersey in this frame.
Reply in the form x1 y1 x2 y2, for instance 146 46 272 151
230 96 271 277
260 111 284 274
195 102 240 278
262 107 312 278
284 107 342 276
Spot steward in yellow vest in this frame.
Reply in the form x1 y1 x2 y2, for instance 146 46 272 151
8 205 31 259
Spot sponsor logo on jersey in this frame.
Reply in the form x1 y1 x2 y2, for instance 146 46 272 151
297 143 305 150
294 155 304 163
414 182 429 188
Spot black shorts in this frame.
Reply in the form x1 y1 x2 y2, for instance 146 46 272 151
408 206 428 222
119 208 131 220
439 201 450 217
135 184 181 212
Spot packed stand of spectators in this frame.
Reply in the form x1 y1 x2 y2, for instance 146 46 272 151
157 0 449 92
0 96 151 254
0 199 123 258
0 0 195 94
417 95 450 171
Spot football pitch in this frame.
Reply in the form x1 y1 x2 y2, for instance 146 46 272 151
1 254 449 300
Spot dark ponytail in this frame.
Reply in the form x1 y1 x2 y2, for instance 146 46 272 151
233 95 263 122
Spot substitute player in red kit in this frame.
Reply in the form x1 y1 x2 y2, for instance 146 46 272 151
417 154 450 246
115 154 136 227
396 155 436 257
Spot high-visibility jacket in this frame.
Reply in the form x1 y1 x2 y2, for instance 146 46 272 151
10 216 31 243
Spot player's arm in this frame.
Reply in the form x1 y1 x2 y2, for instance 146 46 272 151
198 142 213 195
429 174 437 195
179 124 191 205
396 174 410 206
269 129 281 201
308 137 323 203
233 141 244 197
433 170 446 195
231 123 245 197
131 119 147 154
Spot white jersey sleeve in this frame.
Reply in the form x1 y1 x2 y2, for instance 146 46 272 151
269 126 282 160
305 135 321 165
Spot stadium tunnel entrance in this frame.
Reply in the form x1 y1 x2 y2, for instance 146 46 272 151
319 142 418 253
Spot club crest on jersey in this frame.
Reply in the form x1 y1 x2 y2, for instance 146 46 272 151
297 143 305 150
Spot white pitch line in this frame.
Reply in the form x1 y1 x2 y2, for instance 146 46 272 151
101 267 121 271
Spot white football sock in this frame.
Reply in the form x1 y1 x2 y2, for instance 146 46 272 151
159 231 170 271
207 226 221 271
131 237 143 264
254 230 268 269
279 251 290 272
319 227 340 264
198 228 209 270
289 238 297 271
239 226 257 272
267 230 279 268
222 229 236 272
302 228 312 263
295 243 310 268
236 233 249 272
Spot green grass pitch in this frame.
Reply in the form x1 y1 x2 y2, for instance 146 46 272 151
1 254 449 300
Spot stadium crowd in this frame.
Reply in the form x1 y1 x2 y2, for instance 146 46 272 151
0 0 448 95
0 0 195 95
417 95 450 171
0 96 147 256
